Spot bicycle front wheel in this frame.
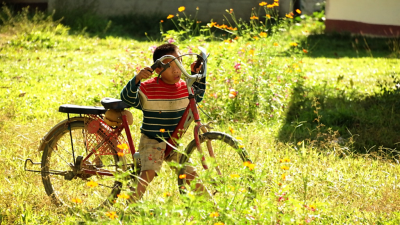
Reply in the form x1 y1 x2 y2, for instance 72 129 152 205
178 132 253 205
41 118 125 209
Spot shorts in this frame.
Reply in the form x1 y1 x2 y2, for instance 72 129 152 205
138 133 195 175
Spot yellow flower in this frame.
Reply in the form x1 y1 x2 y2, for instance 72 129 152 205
250 15 259 20
105 211 118 220
117 152 124 157
296 9 302 14
273 2 279 6
230 8 233 14
249 49 255 55
179 174 186 179
86 180 98 188
267 4 274 8
259 2 267 6
259 32 267 38
273 42 279 46
239 145 244 149
239 188 247 193
167 14 174 19
117 193 130 199
229 127 234 134
309 204 317 211
281 173 286 180
230 174 240 178
210 212 219 218
160 128 165 133
281 165 289 170
243 161 251 167
236 137 243 140
163 192 172 197
215 222 224 225
266 14 271 19
279 157 290 163
253 36 259 40
286 14 293 19
290 42 298 47
248 163 255 171
71 198 82 203
178 6 185 12
117 143 128 150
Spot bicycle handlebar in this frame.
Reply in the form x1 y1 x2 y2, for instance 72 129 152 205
150 47 208 83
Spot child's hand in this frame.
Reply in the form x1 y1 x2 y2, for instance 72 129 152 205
135 67 154 84
190 61 203 74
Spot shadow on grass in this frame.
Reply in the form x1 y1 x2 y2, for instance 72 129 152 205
300 33 399 59
278 73 400 154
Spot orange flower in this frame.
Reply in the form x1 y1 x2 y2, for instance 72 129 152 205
259 32 267 37
286 14 293 19
259 2 267 6
117 143 128 150
71 198 82 203
210 212 220 218
274 0 279 1
219 24 228 29
266 14 271 19
105 211 118 220
178 6 185 12
208 22 217 27
230 8 233 13
117 152 124 157
273 2 279 6
250 15 259 20
243 161 251 167
117 193 130 199
86 180 98 188
179 174 186 179
253 36 259 40
296 9 302 14
160 20 164 23
160 128 165 133
229 127 234 134
248 163 255 170
303 49 308 53
267 4 274 8
167 14 174 19
273 42 279 46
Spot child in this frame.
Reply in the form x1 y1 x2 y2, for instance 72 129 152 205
120 43 206 201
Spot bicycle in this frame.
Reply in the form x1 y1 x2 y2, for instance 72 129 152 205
25 47 253 209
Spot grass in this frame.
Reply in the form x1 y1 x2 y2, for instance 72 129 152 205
1 2 400 224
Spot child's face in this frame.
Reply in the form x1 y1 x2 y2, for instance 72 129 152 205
156 50 182 84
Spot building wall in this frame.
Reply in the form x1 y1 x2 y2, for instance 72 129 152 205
325 0 400 36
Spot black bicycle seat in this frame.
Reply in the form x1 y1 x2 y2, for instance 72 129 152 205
101 97 130 110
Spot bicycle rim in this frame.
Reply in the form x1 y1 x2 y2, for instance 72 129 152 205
178 132 253 207
41 119 124 209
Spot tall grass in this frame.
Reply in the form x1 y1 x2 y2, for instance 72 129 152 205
1 2 400 224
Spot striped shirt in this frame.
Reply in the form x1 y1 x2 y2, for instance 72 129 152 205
121 76 206 140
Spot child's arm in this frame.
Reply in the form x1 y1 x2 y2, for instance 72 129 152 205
120 67 154 109
190 62 206 103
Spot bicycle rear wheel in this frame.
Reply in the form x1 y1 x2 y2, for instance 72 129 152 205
41 118 125 209
178 132 253 206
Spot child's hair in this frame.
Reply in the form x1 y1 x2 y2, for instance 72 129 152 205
153 44 179 63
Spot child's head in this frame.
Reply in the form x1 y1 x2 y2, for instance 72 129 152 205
153 44 183 84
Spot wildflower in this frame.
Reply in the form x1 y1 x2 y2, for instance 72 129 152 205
236 137 243 140
281 173 286 180
250 15 259 20
279 157 290 163
210 212 220 218
273 42 279 46
286 14 293 19
219 24 228 29
160 20 164 23
208 22 217 27
71 198 82 203
239 188 247 193
117 152 124 157
259 2 267 6
117 143 128 150
230 8 233 13
303 49 308 53
273 2 279 6
297 141 302 145
281 165 289 170
289 42 298 47
248 163 255 171
105 211 118 220
243 161 251 167
196 7 199 10
253 36 259 40
309 204 316 211
296 9 302 14
178 6 185 12
86 180 98 188
239 145 244 148
230 174 240 178
160 128 165 133
259 32 267 37
215 222 224 225
234 63 241 71
266 14 271 19
267 4 274 8
117 193 130 199
274 0 279 2
249 49 255 55
179 174 186 179
167 14 174 19
168 38 175 44
163 192 172 197
229 127 235 134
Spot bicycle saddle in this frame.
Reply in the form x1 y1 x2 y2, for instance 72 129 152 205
101 97 130 110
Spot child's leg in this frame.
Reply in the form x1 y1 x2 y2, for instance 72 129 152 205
134 169 156 200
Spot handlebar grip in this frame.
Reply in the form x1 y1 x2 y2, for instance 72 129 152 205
151 61 159 70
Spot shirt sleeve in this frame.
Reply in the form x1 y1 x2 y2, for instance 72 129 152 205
120 76 143 110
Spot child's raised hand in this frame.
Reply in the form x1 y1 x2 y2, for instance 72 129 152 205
135 67 154 84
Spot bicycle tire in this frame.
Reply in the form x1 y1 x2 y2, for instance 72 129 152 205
41 118 125 209
178 132 253 205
